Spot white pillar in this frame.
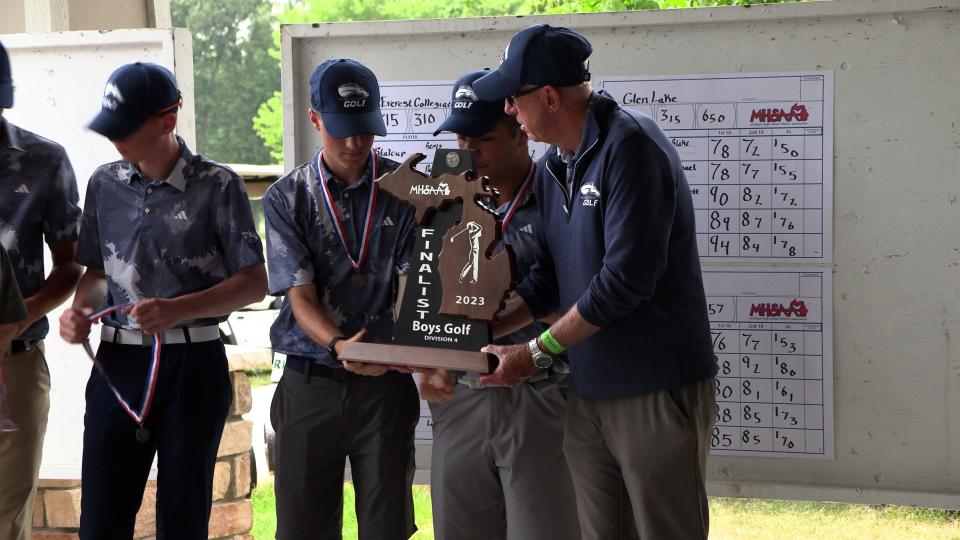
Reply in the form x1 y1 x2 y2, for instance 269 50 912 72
24 0 70 32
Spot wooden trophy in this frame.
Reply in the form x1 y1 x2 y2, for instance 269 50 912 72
338 151 513 373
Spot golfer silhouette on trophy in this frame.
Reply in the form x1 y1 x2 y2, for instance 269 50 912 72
450 221 483 284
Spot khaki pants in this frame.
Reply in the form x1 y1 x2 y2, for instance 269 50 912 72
0 343 50 540
563 378 715 540
429 379 580 540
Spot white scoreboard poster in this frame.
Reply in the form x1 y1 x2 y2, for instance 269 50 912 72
382 72 835 459
702 268 833 458
600 72 834 264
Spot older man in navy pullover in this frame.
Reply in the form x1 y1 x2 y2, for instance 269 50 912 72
475 24 719 540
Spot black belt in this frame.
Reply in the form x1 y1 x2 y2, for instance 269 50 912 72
10 340 36 354
285 355 361 382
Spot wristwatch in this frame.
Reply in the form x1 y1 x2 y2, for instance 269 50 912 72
327 335 345 361
528 338 554 370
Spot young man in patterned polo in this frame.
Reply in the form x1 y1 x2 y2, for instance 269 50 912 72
58 62 267 539
0 40 83 540
264 58 420 540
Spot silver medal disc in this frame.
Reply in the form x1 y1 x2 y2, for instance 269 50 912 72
445 151 461 169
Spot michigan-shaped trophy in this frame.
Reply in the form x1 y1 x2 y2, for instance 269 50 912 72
337 151 513 372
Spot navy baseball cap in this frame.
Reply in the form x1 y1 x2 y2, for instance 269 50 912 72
433 70 507 138
0 41 13 108
473 24 592 101
310 58 385 139
88 62 182 140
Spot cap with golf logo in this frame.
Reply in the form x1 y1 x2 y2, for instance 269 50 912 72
433 69 507 138
309 58 386 139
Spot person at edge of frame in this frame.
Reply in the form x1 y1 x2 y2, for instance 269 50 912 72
0 39 84 540
419 68 581 540
473 24 719 540
58 61 267 539
0 244 27 354
263 58 421 540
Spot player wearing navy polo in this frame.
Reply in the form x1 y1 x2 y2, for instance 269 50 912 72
475 25 719 540
420 69 580 540
0 40 83 540
59 62 267 539
264 58 419 540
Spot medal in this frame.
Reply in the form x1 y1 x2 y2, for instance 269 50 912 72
81 305 161 439
500 162 536 233
444 151 461 168
317 151 379 283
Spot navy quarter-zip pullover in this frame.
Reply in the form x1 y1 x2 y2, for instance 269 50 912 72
516 91 718 399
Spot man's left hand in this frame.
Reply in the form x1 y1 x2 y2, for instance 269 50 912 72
341 361 390 377
9 319 30 340
9 303 36 339
126 298 184 335
0 322 20 355
478 343 536 387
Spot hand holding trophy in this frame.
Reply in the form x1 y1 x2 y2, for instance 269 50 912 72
338 150 514 373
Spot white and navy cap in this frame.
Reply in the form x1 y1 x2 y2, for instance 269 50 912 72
88 62 182 140
433 70 508 138
309 58 385 139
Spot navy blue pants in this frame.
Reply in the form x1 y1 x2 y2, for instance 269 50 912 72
79 340 232 540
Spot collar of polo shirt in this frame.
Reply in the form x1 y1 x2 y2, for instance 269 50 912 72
0 118 25 153
317 151 375 192
118 136 190 192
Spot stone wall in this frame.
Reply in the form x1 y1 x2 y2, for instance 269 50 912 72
31 356 255 539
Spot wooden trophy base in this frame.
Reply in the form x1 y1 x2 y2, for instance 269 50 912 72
339 343 490 373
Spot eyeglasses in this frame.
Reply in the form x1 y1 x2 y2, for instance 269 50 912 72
507 85 546 105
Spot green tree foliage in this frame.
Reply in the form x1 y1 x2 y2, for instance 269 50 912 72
250 0 808 162
253 90 284 163
527 0 800 13
171 0 278 164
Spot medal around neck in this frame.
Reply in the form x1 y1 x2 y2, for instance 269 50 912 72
350 272 368 288
338 151 514 373
317 150 379 285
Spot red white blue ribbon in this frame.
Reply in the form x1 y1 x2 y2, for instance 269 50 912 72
316 150 379 271
81 305 161 427
500 162 536 233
